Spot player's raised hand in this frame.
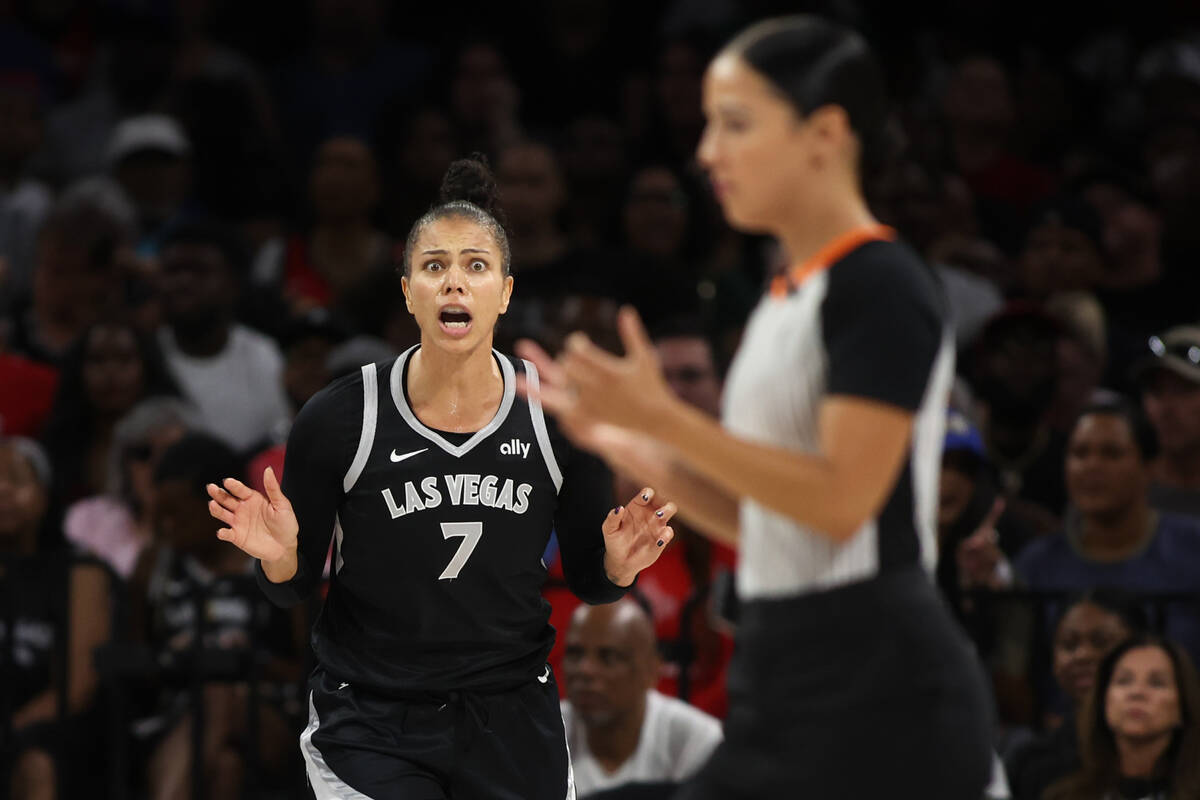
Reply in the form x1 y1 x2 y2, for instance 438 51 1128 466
601 486 677 586
207 466 299 563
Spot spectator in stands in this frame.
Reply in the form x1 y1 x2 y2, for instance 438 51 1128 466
560 114 628 248
561 600 722 798
1045 634 1200 800
1135 326 1200 518
128 433 301 800
968 306 1071 525
62 396 197 579
1017 195 1107 300
272 0 432 173
8 192 132 365
1007 589 1148 800
156 221 291 454
0 69 52 317
40 318 180 510
375 103 456 237
106 114 194 258
1014 400 1200 666
250 135 396 338
0 436 112 800
449 40 522 158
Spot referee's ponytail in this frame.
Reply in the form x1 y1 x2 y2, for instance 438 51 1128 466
401 153 512 276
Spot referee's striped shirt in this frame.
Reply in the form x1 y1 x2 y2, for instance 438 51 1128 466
722 227 953 600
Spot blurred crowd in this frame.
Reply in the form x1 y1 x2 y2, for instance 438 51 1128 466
2 0 1200 798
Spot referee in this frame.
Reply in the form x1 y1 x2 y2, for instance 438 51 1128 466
520 16 993 799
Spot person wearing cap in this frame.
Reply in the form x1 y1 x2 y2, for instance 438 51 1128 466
0 436 113 800
1136 326 1200 518
106 113 193 258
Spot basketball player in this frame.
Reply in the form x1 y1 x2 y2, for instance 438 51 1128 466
206 157 676 799
518 16 993 799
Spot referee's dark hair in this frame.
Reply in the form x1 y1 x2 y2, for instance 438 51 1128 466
402 153 512 277
723 16 888 179
1072 398 1160 463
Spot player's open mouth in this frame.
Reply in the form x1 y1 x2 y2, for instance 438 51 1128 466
439 306 473 335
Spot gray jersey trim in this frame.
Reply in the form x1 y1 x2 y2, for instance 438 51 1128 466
300 693 375 799
389 345 516 458
342 364 378 493
522 359 563 494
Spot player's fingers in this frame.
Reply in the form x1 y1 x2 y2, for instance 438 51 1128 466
222 476 254 501
653 501 678 525
208 499 236 526
617 306 655 361
656 526 675 549
216 527 236 543
631 487 655 506
263 466 286 505
601 505 626 535
207 483 241 512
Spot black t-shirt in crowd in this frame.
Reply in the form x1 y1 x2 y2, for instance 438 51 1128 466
257 346 624 695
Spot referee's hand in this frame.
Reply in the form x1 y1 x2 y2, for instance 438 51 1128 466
601 486 677 586
206 467 300 565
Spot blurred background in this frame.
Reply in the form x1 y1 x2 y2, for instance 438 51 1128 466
2 0 1200 798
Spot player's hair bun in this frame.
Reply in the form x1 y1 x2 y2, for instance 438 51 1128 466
438 153 506 227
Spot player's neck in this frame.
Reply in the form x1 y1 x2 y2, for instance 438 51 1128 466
585 699 647 772
776 185 878 271
408 342 504 432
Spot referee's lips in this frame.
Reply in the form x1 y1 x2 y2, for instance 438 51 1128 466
438 304 473 338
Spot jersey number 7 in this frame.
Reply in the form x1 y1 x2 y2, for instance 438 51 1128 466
439 522 483 580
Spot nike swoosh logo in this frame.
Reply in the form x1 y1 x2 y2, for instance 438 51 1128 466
390 448 428 463
537 665 550 684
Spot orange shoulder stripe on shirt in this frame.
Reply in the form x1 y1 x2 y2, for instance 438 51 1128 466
769 224 898 298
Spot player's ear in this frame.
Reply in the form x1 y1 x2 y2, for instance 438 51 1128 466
498 274 514 315
400 275 414 315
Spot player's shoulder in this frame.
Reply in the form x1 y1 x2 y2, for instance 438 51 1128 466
295 361 387 424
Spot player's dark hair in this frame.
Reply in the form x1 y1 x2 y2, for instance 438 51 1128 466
402 154 511 276
724 15 887 177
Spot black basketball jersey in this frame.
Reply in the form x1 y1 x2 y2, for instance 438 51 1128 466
259 346 624 694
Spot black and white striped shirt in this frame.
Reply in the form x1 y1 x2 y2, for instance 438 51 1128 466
722 231 953 599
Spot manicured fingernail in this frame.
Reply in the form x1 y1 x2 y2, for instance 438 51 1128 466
618 506 623 513
610 507 619 515
657 539 665 547
655 509 664 518
642 493 649 501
